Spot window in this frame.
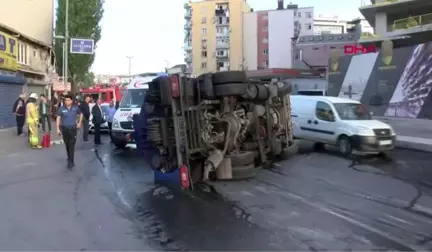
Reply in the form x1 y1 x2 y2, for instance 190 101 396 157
17 42 28 65
119 89 147 109
315 101 335 122
263 49 268 55
201 62 207 69
201 28 207 35
217 62 224 68
297 12 301 17
306 12 312 18
201 51 207 57
333 103 371 120
263 15 268 20
263 61 269 67
262 26 268 32
262 38 268 43
201 39 207 48
305 23 312 30
201 17 207 24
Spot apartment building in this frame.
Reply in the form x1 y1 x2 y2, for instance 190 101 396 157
242 3 313 71
359 0 432 46
184 0 250 76
313 15 375 36
0 0 55 128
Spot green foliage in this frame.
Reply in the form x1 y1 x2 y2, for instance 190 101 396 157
54 0 104 92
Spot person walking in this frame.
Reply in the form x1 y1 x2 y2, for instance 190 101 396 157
107 100 116 142
26 93 42 149
56 93 83 169
80 95 91 143
39 94 51 133
12 94 26 136
91 99 104 145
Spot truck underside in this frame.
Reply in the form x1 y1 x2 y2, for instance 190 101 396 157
142 71 298 185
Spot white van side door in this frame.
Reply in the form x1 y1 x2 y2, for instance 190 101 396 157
312 101 338 144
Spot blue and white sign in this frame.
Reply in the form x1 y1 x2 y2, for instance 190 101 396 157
70 38 94 55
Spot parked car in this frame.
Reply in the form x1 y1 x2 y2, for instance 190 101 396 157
89 103 110 133
290 95 396 155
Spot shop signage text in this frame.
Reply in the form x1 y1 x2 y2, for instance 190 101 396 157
344 44 377 55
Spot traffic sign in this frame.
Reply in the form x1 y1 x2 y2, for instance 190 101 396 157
70 38 94 54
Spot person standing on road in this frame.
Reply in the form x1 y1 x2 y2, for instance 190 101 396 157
91 99 104 145
107 100 116 142
12 94 26 136
39 94 51 133
26 93 42 149
56 93 83 169
80 95 91 143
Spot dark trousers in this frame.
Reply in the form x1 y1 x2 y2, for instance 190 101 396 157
94 123 101 144
108 122 113 139
40 114 51 132
82 118 89 141
16 115 25 135
61 127 77 163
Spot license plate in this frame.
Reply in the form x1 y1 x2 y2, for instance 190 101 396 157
379 140 392 145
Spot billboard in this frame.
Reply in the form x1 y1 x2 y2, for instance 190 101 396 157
328 41 432 120
0 31 18 71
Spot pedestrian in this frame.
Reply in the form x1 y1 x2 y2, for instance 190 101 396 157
80 95 91 143
39 94 51 132
56 93 83 169
12 94 26 136
106 100 116 141
26 93 42 149
91 98 104 145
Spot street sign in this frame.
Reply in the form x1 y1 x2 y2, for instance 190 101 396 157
70 38 94 54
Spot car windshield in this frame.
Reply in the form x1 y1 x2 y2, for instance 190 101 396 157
119 89 146 108
333 103 371 120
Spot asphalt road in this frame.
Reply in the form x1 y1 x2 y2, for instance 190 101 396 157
1 136 431 251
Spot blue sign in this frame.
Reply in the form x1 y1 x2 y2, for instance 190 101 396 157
70 38 94 54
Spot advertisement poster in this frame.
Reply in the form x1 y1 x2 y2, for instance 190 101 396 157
0 31 18 72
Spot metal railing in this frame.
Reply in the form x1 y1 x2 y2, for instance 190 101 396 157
392 13 432 31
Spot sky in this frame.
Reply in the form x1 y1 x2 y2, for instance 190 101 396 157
88 0 369 75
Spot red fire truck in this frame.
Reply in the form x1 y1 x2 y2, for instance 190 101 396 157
79 84 126 103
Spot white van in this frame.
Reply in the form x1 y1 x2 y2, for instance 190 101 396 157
111 76 156 148
290 95 396 155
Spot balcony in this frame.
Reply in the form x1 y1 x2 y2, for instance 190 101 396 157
392 13 432 31
185 56 192 63
184 43 192 51
185 11 191 19
216 54 229 60
184 23 192 30
215 17 229 26
215 9 229 16
216 41 229 49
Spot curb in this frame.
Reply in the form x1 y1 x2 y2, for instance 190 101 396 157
395 140 432 153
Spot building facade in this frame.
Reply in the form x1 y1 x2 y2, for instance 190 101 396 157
359 0 432 47
184 0 250 76
0 0 55 128
242 4 313 71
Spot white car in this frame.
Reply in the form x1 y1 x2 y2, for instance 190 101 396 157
89 103 110 133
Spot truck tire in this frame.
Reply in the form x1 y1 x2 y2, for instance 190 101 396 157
232 164 256 180
279 140 299 159
214 83 247 96
212 71 247 85
226 151 255 166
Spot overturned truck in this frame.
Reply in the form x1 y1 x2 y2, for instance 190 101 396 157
142 70 298 185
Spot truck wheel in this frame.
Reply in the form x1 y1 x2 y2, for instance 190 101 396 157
226 151 255 166
337 135 352 156
214 84 247 96
279 140 299 159
212 71 247 85
232 164 256 180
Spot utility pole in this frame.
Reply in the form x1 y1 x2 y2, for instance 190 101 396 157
126 56 133 79
65 0 69 90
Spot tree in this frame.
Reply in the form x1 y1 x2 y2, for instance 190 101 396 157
54 0 104 93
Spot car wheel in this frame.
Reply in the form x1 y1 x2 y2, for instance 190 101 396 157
114 142 127 149
231 164 256 180
214 83 247 96
226 151 255 166
337 135 352 156
212 71 247 85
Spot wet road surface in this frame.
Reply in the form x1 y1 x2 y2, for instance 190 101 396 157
1 136 432 251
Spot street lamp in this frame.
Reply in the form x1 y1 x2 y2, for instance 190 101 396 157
54 0 69 89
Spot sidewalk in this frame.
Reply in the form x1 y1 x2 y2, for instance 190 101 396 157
0 126 64 155
375 116 432 152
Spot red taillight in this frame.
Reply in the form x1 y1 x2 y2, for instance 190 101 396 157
179 164 190 189
170 75 180 98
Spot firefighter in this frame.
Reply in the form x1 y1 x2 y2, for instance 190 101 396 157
26 93 42 149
